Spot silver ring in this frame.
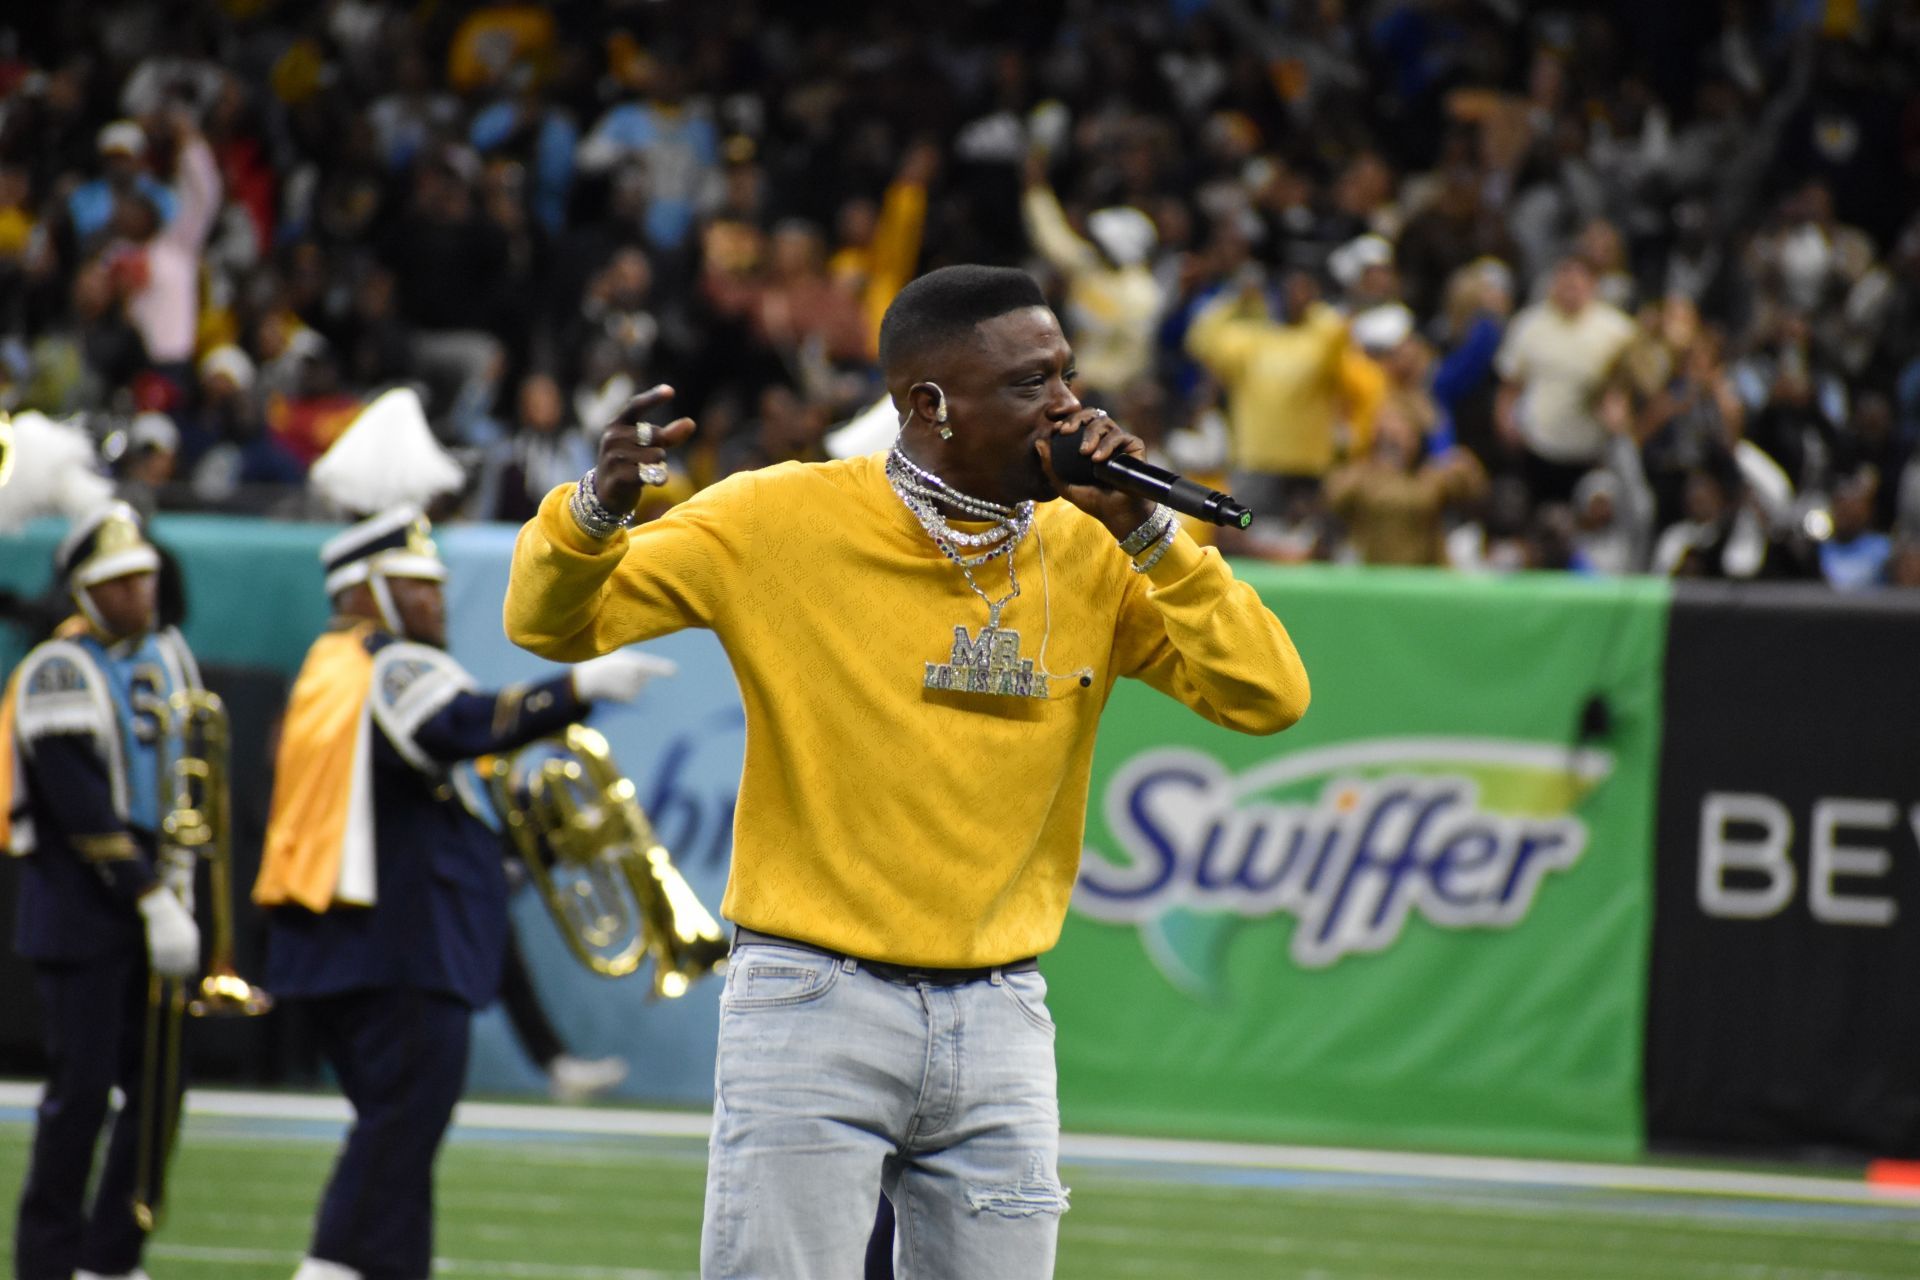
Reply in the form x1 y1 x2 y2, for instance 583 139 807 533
638 462 670 487
633 422 655 446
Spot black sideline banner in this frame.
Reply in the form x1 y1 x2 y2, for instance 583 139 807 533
1647 584 1920 1156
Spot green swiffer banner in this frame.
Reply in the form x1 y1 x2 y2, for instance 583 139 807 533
1053 567 1670 1160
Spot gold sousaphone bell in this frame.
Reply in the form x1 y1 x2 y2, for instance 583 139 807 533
485 724 727 997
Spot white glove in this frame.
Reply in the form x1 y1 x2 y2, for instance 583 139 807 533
571 651 678 705
137 886 201 978
158 845 197 915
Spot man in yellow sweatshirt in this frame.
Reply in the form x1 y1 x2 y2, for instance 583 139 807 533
1186 268 1385 525
504 265 1309 1279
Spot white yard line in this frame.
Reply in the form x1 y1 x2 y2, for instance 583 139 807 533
145 1243 694 1279
6 1081 1918 1210
426 1263 694 1280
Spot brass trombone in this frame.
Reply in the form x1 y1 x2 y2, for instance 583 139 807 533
485 724 727 998
133 688 273 1232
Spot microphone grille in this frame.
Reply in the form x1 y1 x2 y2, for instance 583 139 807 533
1047 426 1102 486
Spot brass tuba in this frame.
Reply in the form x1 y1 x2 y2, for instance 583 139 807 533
485 724 727 997
133 688 274 1231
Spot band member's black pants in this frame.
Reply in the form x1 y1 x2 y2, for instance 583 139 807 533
303 985 471 1280
15 954 174 1280
498 927 565 1069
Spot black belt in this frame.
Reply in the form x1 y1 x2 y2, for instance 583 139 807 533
730 926 1038 987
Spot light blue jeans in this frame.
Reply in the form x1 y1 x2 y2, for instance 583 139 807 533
700 941 1069 1279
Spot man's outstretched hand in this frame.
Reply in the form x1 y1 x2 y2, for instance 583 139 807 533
593 385 696 516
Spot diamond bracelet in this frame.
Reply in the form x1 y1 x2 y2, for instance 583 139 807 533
1130 519 1178 574
568 469 637 540
1118 504 1175 556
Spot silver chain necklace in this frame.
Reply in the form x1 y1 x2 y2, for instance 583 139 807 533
888 451 1032 560
885 447 1048 699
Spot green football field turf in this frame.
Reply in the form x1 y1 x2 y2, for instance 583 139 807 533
6 1114 1920 1279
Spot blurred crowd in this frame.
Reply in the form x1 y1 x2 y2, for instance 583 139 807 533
3 0 1920 587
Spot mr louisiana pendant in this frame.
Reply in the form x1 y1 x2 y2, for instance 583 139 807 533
924 615 1048 700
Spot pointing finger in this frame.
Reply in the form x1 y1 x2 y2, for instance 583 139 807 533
612 385 675 427
652 416 698 446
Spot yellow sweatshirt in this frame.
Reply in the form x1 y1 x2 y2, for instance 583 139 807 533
1187 297 1383 477
505 455 1309 967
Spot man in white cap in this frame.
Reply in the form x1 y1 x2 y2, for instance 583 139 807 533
115 412 181 520
66 121 177 244
6 501 202 1280
1020 153 1164 401
253 506 671 1280
1328 233 1398 314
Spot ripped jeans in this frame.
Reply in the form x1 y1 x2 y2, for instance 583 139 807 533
700 940 1068 1279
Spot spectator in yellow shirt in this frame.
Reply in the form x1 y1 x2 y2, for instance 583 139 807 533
1326 399 1487 566
829 142 939 357
1185 268 1384 526
0 166 33 262
447 2 555 95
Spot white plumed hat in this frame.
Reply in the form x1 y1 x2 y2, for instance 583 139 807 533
0 411 115 535
309 387 465 517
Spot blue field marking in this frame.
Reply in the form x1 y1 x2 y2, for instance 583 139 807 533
1069 1156 1920 1230
1070 1158 1451 1194
9 1081 1920 1224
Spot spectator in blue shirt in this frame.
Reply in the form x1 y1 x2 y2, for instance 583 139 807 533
1820 470 1893 590
65 121 175 245
576 67 719 256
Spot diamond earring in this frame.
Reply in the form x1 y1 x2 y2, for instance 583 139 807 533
935 403 952 440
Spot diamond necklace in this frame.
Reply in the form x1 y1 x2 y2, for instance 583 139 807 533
886 447 1049 698
886 448 1033 579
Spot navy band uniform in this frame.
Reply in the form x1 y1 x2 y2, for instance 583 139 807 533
8 503 201 1280
258 508 648 1280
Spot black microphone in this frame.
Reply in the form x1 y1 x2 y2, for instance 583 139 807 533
1049 427 1255 529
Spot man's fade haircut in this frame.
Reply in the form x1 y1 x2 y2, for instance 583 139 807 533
878 265 1047 378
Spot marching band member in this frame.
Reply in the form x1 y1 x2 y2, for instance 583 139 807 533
7 502 201 1280
255 505 668 1280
